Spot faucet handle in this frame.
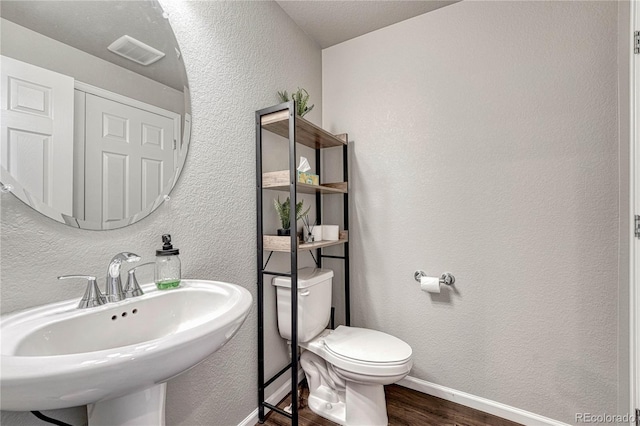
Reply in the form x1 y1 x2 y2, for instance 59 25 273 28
58 275 107 309
124 262 154 298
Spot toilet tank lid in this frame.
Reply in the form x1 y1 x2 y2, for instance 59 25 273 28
272 267 334 289
324 326 412 363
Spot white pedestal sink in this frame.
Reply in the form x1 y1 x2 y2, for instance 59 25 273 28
0 280 252 425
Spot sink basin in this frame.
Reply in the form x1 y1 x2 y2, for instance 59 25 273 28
0 279 252 420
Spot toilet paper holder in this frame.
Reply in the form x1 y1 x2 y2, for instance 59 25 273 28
414 270 455 286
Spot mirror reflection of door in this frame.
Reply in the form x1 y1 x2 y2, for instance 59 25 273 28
0 56 74 216
0 1 191 229
1 56 180 227
82 93 176 225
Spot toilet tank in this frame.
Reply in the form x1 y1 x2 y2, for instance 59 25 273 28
272 268 333 342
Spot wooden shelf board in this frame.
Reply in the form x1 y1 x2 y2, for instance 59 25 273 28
263 170 347 194
264 183 346 194
264 232 348 252
261 110 347 149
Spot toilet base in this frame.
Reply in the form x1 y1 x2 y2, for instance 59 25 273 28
345 381 388 426
308 393 346 425
307 381 388 426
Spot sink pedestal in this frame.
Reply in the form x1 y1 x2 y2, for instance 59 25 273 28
87 383 166 426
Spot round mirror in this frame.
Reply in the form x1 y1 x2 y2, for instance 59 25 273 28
0 1 191 230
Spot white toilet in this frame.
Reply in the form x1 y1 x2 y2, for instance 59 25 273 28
273 268 412 426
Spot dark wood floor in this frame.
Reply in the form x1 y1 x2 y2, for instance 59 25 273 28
259 384 522 426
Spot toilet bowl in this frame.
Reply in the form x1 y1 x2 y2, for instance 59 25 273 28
273 268 413 426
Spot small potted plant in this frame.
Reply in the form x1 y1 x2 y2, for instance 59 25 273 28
274 196 310 236
277 88 314 117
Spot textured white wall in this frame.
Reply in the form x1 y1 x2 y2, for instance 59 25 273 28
323 1 620 424
0 1 321 425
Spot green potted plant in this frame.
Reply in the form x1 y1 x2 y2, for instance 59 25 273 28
277 88 314 117
274 196 310 236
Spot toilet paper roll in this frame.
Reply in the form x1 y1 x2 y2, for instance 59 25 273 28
420 276 440 293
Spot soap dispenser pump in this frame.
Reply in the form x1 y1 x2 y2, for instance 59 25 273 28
155 234 181 290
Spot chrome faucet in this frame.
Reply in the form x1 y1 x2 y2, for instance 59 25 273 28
106 252 141 302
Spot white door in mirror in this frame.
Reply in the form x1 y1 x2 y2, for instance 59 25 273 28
84 94 175 224
0 55 74 215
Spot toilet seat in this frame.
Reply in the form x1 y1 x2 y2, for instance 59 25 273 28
324 326 412 363
301 326 413 378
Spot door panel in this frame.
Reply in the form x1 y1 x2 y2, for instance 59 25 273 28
635 0 640 414
1 56 74 215
84 93 174 226
141 158 162 208
6 129 49 203
102 152 128 222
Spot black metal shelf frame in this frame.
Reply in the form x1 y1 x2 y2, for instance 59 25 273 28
256 101 350 425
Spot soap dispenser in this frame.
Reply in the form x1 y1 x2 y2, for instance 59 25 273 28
155 234 181 289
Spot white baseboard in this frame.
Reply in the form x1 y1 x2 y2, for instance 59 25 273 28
238 373 568 426
238 370 305 426
398 376 570 426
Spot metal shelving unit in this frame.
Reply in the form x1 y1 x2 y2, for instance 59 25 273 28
256 101 351 425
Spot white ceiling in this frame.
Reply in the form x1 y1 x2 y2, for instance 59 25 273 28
276 0 460 49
